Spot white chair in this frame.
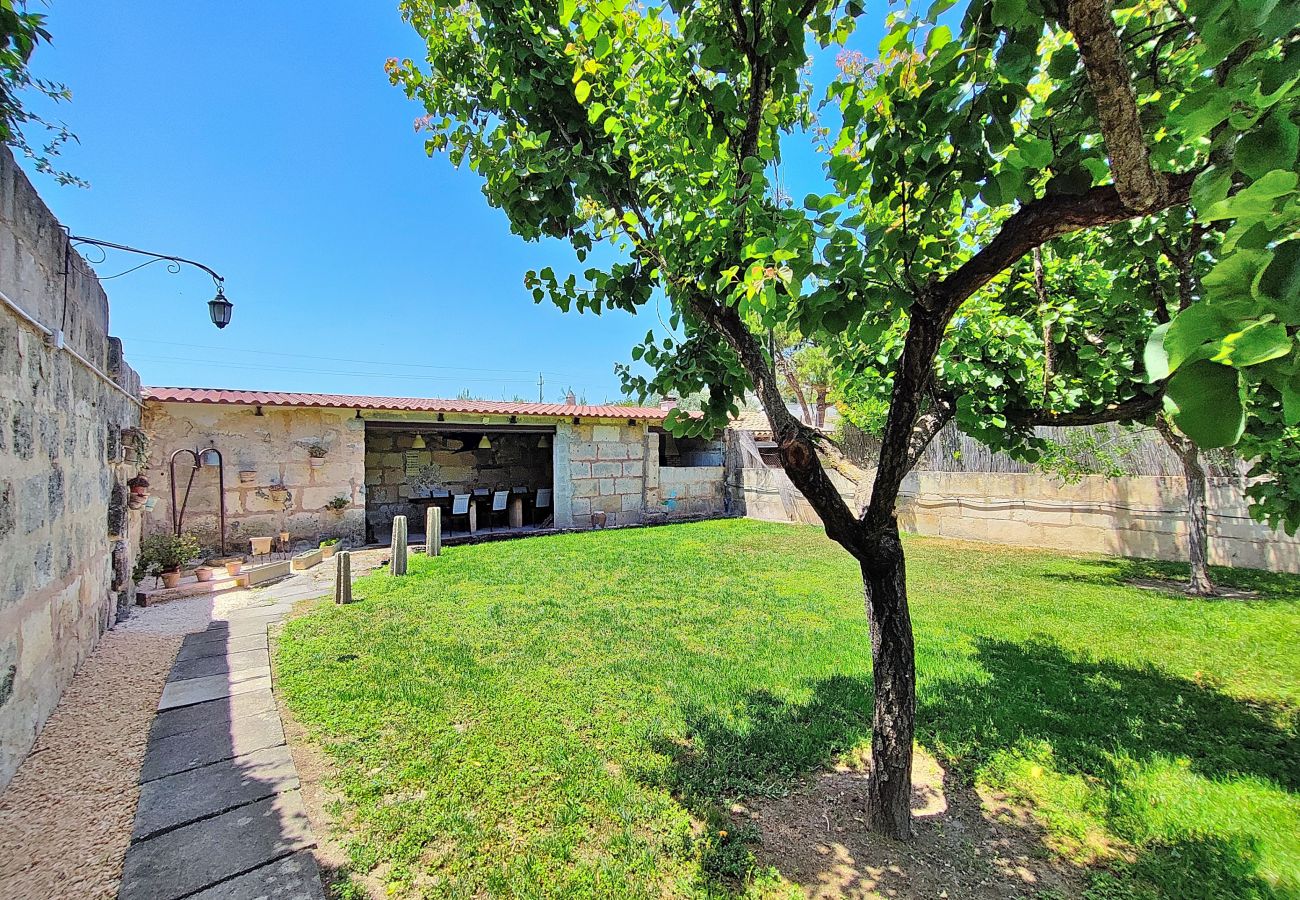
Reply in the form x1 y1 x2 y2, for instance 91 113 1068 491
450 493 471 533
534 488 552 526
489 490 509 531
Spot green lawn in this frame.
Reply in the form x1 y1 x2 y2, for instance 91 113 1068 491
275 519 1300 899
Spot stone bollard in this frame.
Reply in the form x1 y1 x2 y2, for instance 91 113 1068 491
334 551 353 604
425 506 441 557
390 515 408 576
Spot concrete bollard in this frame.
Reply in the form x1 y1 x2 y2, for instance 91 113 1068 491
425 506 441 557
390 515 408 576
334 551 352 604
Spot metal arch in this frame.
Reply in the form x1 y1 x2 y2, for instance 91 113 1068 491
168 447 227 555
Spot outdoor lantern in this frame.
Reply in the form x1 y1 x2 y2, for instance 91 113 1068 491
411 433 426 449
208 288 233 329
537 434 550 449
478 434 492 449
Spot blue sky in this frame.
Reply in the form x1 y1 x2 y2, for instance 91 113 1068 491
18 1 883 403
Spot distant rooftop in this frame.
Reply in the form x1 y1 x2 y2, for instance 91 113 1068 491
142 387 672 421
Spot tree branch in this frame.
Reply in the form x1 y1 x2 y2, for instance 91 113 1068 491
1007 388 1165 427
1066 0 1167 212
935 171 1196 316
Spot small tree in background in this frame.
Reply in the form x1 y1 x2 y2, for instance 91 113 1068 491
392 0 1298 836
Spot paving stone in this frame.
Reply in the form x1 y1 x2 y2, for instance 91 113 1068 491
140 709 284 782
118 791 315 900
149 689 278 741
217 603 296 622
157 670 272 710
195 616 284 639
187 850 325 900
168 647 271 682
132 745 299 841
176 631 267 660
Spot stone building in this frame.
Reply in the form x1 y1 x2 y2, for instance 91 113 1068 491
141 388 728 552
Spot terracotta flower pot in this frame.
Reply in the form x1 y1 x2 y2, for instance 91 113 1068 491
127 495 146 511
310 457 324 468
269 488 289 502
161 571 182 589
250 537 273 555
239 470 256 484
195 566 215 582
225 560 243 576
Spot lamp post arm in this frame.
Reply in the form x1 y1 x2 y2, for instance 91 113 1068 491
68 235 226 287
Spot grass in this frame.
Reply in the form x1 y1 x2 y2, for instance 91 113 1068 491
275 519 1300 899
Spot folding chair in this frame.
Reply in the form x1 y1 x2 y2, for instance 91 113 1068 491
488 490 509 531
533 487 553 526
449 494 471 533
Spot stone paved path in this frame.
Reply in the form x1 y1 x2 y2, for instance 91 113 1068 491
118 575 339 900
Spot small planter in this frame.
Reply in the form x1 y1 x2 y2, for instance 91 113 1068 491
239 470 256 484
291 548 323 571
320 542 339 559
194 566 215 582
225 560 244 576
268 487 290 503
309 457 324 468
160 570 182 589
250 536 273 556
127 495 146 511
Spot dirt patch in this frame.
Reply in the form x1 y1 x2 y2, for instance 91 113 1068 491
1125 577 1258 600
743 750 1083 899
0 629 181 900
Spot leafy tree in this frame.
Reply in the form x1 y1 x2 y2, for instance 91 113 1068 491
0 1 81 185
392 0 1297 838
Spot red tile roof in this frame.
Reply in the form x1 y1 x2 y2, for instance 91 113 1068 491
142 386 672 421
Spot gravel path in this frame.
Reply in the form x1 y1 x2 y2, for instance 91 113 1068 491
0 584 308 900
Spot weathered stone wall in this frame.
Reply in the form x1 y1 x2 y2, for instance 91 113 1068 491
656 467 727 519
0 146 144 788
730 451 1300 573
553 422 652 528
142 403 366 553
364 429 553 533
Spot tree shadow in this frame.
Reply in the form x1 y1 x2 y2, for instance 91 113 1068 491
1040 555 1300 602
649 638 1297 897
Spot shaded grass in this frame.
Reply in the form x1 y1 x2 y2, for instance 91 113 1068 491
275 520 1300 898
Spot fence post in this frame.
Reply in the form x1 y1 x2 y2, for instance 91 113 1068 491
334 551 352 604
390 515 408 576
425 506 441 557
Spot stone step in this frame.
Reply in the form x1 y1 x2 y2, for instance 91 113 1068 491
136 575 249 606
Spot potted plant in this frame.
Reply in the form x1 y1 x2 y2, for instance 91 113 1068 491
239 469 256 484
320 537 341 559
324 495 349 514
308 444 327 467
225 559 244 576
268 483 290 503
194 565 215 582
138 532 201 590
127 475 151 511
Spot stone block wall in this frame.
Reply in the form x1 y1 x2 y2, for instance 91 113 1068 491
364 429 552 534
0 146 144 788
729 443 1300 573
142 403 366 553
657 466 727 519
554 422 652 528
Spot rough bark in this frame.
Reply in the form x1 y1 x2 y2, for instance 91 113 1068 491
1156 417 1216 595
1034 247 1054 402
814 386 829 430
861 533 916 839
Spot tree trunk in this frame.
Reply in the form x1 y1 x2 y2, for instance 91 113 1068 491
1179 444 1215 596
814 387 829 430
1156 417 1216 596
861 525 916 839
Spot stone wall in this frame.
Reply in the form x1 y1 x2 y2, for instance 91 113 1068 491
730 452 1300 573
142 403 366 553
364 429 553 534
657 466 727 520
553 422 652 528
0 146 144 788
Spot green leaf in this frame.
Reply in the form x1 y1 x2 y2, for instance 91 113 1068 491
621 210 638 227
1210 321 1292 367
574 80 592 103
1235 109 1300 181
1256 239 1300 324
1203 249 1270 303
924 25 951 53
560 0 577 26
1201 170 1299 221
1164 303 1231 371
1144 323 1171 381
1165 359 1246 448
742 156 764 174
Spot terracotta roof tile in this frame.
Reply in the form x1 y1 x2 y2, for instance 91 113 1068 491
142 386 672 420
